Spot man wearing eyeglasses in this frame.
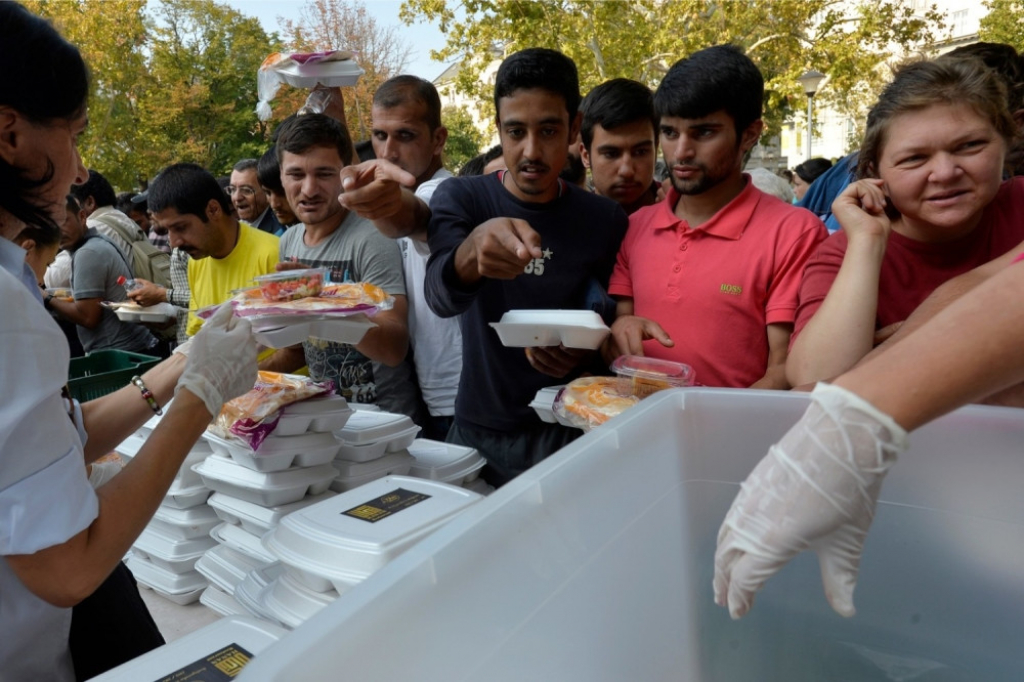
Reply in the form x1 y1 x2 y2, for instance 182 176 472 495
229 159 284 236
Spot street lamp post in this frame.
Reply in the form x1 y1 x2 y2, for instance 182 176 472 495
797 69 825 161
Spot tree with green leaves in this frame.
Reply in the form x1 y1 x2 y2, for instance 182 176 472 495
279 0 413 141
400 0 947 137
979 0 1024 53
441 105 485 171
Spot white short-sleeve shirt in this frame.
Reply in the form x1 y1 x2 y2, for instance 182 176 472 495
0 261 99 681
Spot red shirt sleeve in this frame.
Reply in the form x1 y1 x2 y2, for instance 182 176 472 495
764 214 828 325
790 230 849 341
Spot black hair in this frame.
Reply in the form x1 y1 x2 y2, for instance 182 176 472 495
580 79 656 151
946 42 1024 113
373 75 443 131
233 158 259 173
355 139 377 162
275 114 353 168
654 45 764 133
147 163 232 220
116 191 145 214
494 48 581 121
69 169 117 209
256 147 283 193
0 2 90 232
457 144 503 177
794 157 833 184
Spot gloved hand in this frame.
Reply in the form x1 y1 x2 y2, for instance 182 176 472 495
174 304 257 419
713 382 908 619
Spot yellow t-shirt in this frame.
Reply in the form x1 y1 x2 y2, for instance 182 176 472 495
186 222 280 336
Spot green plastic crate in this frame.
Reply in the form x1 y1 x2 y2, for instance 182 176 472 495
67 350 161 402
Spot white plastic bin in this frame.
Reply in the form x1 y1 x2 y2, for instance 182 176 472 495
240 389 1024 681
91 616 287 681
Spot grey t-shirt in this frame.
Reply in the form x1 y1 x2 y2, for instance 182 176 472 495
279 212 405 404
70 232 157 354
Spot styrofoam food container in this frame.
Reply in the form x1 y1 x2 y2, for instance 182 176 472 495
260 571 341 630
112 301 177 323
162 480 212 510
132 524 217 573
349 402 380 412
89 616 287 681
203 430 341 473
264 476 482 593
334 438 388 463
329 451 415 493
193 455 338 507
489 309 610 350
149 502 221 541
462 477 495 496
407 439 486 486
253 315 376 349
336 411 419 445
126 554 206 605
210 521 277 565
208 490 336 536
200 584 248 618
530 385 564 424
235 563 287 625
118 433 211 487
196 543 266 595
276 395 354 436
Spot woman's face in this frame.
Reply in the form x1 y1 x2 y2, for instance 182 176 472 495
20 112 89 226
24 240 59 285
791 174 810 201
877 102 1006 242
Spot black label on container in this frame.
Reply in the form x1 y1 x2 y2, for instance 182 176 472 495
341 487 431 523
153 643 254 681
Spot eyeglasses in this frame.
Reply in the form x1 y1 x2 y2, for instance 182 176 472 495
227 185 256 198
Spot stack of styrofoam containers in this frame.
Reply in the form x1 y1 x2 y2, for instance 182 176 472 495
193 395 350 618
258 475 482 629
406 438 492 495
330 411 421 492
118 407 220 606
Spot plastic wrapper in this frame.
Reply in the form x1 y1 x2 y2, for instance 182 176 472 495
610 355 696 397
196 282 394 320
553 376 640 431
257 50 362 121
209 372 333 450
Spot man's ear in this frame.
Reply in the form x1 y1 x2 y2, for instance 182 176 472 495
18 238 36 252
0 106 19 165
205 198 222 221
740 119 764 154
82 196 97 214
580 143 592 170
433 126 449 157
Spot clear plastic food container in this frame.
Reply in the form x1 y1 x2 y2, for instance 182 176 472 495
610 354 696 397
253 268 328 301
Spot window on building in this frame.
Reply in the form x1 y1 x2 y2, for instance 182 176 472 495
951 9 969 37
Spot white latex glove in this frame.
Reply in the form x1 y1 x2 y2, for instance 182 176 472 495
174 304 257 419
713 383 908 619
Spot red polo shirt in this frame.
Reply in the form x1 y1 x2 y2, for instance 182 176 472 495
609 178 826 387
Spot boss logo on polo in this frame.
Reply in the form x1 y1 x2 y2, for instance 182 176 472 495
720 283 743 295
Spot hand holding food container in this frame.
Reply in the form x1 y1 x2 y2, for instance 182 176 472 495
256 50 364 121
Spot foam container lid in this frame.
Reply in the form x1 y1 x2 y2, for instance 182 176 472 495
263 476 482 585
204 430 341 473
162 480 212 510
276 395 354 436
211 521 278 565
200 584 248 618
337 410 419 445
208 490 337 537
253 315 376 349
332 450 415 480
126 554 207 595
407 439 485 482
133 524 218 572
260 571 341 630
89 616 288 681
193 455 338 507
276 57 365 88
196 543 267 595
489 309 610 350
150 503 221 541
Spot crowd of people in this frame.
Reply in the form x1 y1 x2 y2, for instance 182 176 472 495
4 1 1024 678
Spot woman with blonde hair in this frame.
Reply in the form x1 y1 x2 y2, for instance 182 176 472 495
786 56 1024 387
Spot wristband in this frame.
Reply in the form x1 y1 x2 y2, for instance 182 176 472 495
130 375 163 416
165 287 173 303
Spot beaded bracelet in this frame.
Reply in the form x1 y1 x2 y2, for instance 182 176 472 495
130 375 163 416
